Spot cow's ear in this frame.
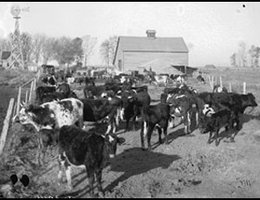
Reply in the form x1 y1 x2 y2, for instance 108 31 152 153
117 137 125 145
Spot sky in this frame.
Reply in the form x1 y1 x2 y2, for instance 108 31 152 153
0 1 259 67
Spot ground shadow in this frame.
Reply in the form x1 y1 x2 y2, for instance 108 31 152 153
243 113 260 122
166 127 195 144
104 147 181 192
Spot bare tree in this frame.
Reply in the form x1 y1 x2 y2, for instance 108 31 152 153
31 33 46 64
20 32 33 65
238 41 247 67
42 36 56 64
81 35 97 67
100 36 118 66
230 53 237 67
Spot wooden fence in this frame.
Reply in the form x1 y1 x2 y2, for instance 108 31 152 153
0 69 41 156
208 75 247 94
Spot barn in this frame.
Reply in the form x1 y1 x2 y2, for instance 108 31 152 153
113 30 189 74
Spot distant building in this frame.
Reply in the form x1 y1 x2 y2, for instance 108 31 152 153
113 30 189 74
0 51 11 68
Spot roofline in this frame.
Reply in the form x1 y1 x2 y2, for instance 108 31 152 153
123 50 188 53
112 37 120 65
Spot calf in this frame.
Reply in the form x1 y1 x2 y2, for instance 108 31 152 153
140 103 170 151
57 125 125 197
199 109 235 146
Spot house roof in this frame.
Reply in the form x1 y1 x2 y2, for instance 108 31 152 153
1 51 11 60
113 36 189 64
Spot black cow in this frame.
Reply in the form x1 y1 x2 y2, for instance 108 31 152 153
81 97 122 134
57 125 125 197
120 89 151 131
42 75 57 86
83 85 106 99
35 86 56 104
38 83 78 104
57 83 78 99
197 92 258 131
85 77 96 86
140 103 170 151
199 109 235 146
197 74 206 84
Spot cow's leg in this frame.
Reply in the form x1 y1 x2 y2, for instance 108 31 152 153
105 123 112 135
187 112 191 133
86 168 95 197
183 114 189 134
132 116 137 131
168 116 175 129
112 118 117 134
147 123 155 151
57 153 65 185
95 169 104 197
64 162 72 190
140 121 146 150
163 124 169 145
36 136 44 166
156 126 163 144
215 130 220 146
208 131 213 144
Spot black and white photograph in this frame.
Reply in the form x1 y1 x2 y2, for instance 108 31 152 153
0 1 260 198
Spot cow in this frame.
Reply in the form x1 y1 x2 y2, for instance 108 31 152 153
80 97 122 134
35 86 57 104
83 85 107 99
85 77 96 86
167 94 198 134
13 98 84 132
197 74 206 84
197 92 258 132
37 83 78 104
199 109 235 146
149 74 169 86
119 89 151 131
56 83 78 99
41 75 57 86
57 125 125 197
161 84 200 132
140 103 170 151
66 77 75 85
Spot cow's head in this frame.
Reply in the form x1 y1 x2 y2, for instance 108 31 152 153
244 93 258 107
13 103 55 132
198 114 213 134
104 133 125 158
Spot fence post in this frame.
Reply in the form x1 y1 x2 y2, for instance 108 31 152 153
28 80 34 103
0 98 15 155
243 82 246 94
229 82 232 93
16 87 21 115
25 90 29 104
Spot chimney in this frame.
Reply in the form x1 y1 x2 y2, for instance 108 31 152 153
146 30 156 39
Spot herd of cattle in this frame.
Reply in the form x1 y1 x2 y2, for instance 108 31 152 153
11 71 258 197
